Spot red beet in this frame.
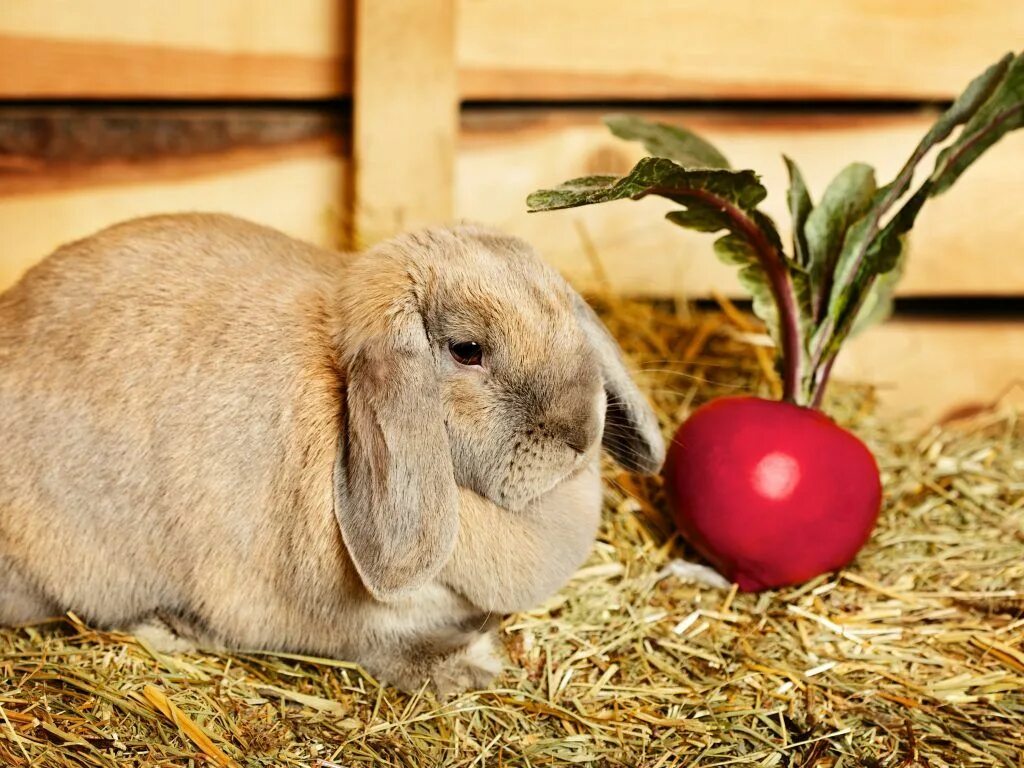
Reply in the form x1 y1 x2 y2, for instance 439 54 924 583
663 396 882 591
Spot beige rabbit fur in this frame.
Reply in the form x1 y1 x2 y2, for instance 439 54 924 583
0 214 664 693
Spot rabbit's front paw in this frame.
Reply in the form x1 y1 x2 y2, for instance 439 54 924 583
370 627 503 695
428 630 503 696
126 615 197 653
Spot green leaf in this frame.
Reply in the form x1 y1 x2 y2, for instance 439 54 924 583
738 262 781 349
527 156 766 214
849 242 905 336
603 113 731 169
527 155 789 348
931 53 1024 194
708 231 780 352
911 53 1015 167
804 162 876 320
783 155 812 269
779 157 817 396
525 53 1024 409
810 185 922 358
525 175 620 211
814 51 1024 367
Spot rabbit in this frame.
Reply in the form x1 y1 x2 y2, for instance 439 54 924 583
0 213 664 693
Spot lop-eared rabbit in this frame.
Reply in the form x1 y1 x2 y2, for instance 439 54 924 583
0 214 664 693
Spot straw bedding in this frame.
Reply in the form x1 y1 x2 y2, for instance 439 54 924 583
1 297 1021 767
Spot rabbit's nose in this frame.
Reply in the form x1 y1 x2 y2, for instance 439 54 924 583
540 416 599 456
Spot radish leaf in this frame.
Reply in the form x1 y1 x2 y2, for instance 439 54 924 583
931 54 1024 194
527 52 1023 408
782 156 819 401
603 113 731 169
528 156 802 391
850 250 904 337
815 51 1023 370
783 156 812 269
527 158 784 340
804 163 876 322
526 157 766 213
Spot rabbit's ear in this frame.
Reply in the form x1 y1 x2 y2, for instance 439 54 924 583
574 294 666 474
334 306 459 601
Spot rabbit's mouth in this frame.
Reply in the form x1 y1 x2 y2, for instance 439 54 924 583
499 444 599 512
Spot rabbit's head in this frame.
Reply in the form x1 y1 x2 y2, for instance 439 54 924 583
333 225 664 602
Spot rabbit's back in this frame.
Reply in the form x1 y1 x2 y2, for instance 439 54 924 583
0 214 353 633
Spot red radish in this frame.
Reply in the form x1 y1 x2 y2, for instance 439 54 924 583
663 397 881 591
529 53 1023 589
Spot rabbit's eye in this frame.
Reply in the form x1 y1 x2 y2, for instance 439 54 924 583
449 340 483 367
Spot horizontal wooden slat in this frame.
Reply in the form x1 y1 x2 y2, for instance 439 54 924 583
0 109 351 289
458 0 1024 101
835 320 1024 428
0 144 348 289
6 1 1021 100
0 108 347 194
5 107 1024 296
0 0 351 98
456 109 1024 297
5 107 1024 297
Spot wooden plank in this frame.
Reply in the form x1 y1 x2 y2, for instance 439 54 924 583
0 0 351 98
0 107 350 289
458 0 1024 100
457 108 1024 297
835 320 1024 428
6 1 1020 101
0 148 348 291
5 106 1022 296
5 106 1023 297
352 0 457 246
0 107 348 195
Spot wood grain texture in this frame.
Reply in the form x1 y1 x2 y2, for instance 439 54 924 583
0 108 352 282
5 106 1022 296
1 0 345 53
457 109 1024 297
835 320 1024 428
0 0 351 98
0 108 348 194
458 0 1024 100
9 1 1020 100
0 35 348 99
0 147 349 291
352 0 457 246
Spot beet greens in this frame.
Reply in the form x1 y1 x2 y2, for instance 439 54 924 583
527 52 1024 408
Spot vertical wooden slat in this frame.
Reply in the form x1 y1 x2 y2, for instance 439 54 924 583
352 0 457 247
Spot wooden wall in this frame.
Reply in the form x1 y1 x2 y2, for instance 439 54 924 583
2 1 1022 426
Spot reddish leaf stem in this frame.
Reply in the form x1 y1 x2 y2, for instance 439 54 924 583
810 354 836 409
645 186 804 403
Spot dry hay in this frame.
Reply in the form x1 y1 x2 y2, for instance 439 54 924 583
1 297 1021 767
